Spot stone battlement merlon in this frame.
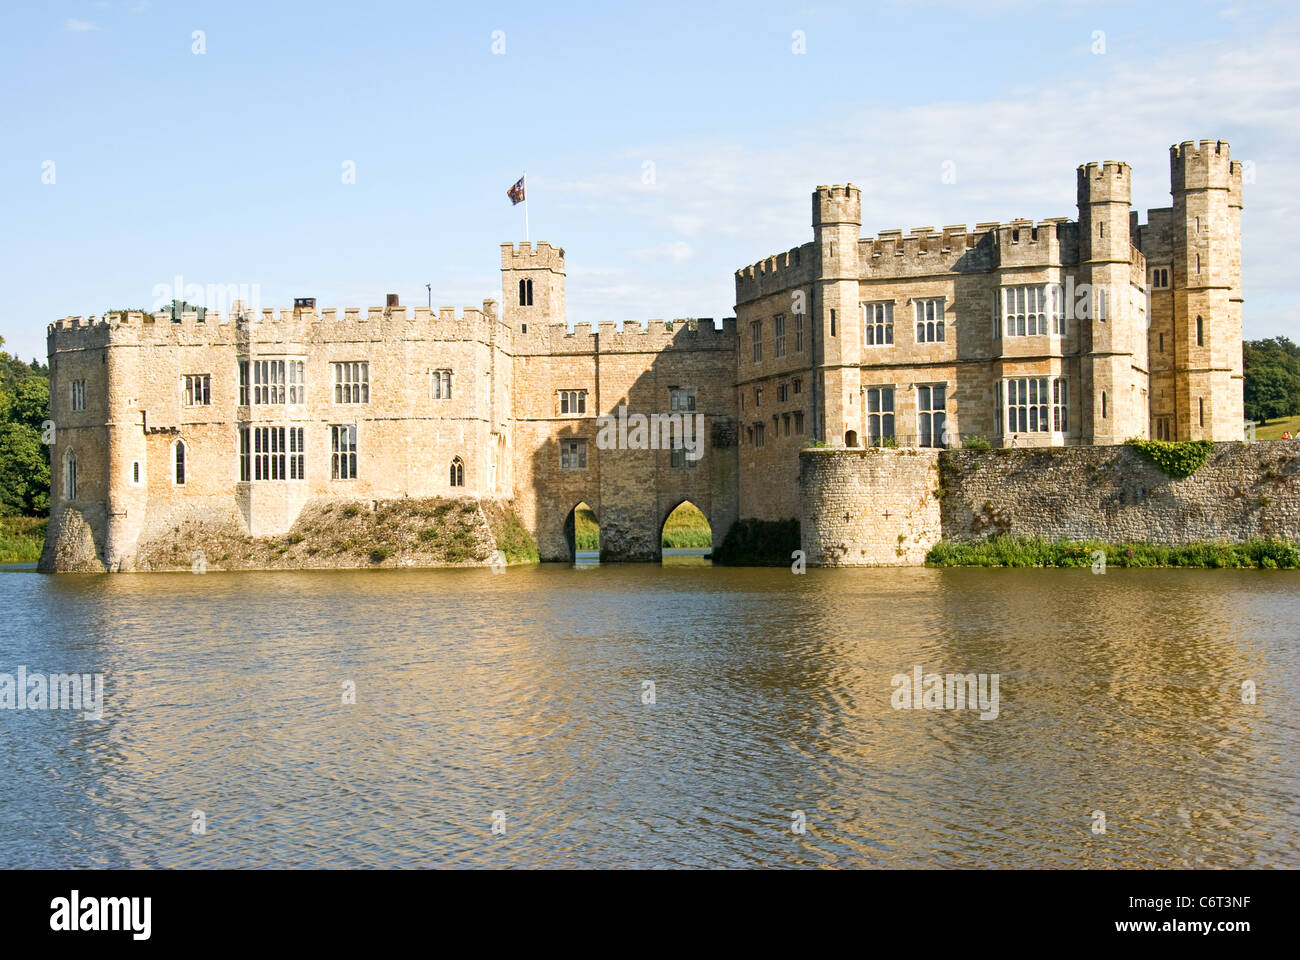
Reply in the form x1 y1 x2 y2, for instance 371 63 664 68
734 243 816 303
863 217 1071 250
501 241 566 272
511 317 737 356
1171 139 1242 194
48 300 503 350
1077 161 1132 205
812 183 861 227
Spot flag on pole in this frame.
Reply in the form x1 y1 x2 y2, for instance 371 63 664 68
507 175 525 205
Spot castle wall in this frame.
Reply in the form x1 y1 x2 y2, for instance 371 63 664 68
798 441 1300 565
798 448 942 565
43 303 513 570
511 317 738 561
937 442 1300 545
40 139 1246 573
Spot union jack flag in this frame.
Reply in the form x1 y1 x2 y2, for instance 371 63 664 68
507 176 525 205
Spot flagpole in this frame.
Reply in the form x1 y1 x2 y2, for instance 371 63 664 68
524 171 529 243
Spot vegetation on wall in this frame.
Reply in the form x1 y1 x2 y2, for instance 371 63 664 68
927 536 1300 569
1125 438 1214 479
482 500 540 564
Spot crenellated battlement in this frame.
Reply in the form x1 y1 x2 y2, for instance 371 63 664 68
812 183 861 227
856 218 1075 276
501 241 566 273
48 300 505 352
1171 139 1242 192
734 243 816 303
513 316 737 355
1077 161 1132 205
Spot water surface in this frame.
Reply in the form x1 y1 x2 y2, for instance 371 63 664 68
1 564 1296 868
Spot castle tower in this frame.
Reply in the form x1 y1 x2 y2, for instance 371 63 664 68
811 184 861 442
103 315 149 570
1170 140 1243 440
500 242 566 332
1076 161 1145 443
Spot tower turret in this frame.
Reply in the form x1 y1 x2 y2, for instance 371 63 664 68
1076 161 1143 443
810 184 861 442
1169 139 1243 439
500 242 566 332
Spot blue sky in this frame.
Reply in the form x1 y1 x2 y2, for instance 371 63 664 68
1 0 1296 363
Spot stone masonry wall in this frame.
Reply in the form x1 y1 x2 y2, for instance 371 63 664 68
939 440 1300 544
798 441 1300 567
799 448 942 565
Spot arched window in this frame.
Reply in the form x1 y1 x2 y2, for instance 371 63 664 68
174 440 187 485
518 278 533 307
63 449 78 502
450 456 464 487
845 430 859 448
1196 316 1204 346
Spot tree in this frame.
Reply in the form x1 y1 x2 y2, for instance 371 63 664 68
1243 337 1300 424
0 338 51 516
0 420 49 515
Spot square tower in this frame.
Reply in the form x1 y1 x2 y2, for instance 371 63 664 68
501 242 566 332
1169 140 1244 440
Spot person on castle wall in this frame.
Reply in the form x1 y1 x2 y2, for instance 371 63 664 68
1009 434 1019 449
1282 431 1292 440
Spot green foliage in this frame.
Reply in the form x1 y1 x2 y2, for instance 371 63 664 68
1125 438 1214 479
712 518 800 565
1243 337 1300 424
492 508 540 564
876 435 899 449
0 342 50 518
0 516 47 564
961 435 992 451
926 536 1300 569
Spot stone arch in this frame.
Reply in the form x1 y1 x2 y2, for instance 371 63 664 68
659 498 713 561
563 500 599 562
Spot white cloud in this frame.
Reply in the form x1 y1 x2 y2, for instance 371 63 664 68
629 241 694 265
550 16 1300 338
63 18 100 32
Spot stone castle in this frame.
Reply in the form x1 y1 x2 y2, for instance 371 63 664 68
41 139 1247 570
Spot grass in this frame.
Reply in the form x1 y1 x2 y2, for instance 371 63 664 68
0 516 47 564
1255 414 1300 441
574 506 600 551
661 502 712 549
926 536 1300 569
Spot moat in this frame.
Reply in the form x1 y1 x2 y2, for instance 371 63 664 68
1 564 1296 868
